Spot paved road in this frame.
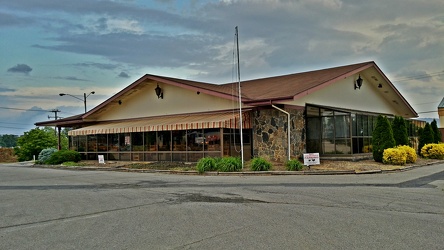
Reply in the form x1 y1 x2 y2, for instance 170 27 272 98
1 163 443 249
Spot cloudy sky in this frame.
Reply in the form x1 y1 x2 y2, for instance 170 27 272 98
1 0 444 135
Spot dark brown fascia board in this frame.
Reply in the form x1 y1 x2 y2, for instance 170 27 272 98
147 75 252 101
34 114 84 127
243 97 294 106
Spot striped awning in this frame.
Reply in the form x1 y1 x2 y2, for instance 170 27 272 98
68 111 251 136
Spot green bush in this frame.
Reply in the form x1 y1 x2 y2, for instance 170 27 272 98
431 119 442 143
419 123 435 155
250 157 272 171
285 159 304 171
46 150 81 165
217 157 242 172
382 148 407 165
37 148 58 164
392 116 409 146
372 115 396 162
196 157 217 173
421 143 444 159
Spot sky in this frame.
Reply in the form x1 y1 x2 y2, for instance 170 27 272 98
1 0 444 135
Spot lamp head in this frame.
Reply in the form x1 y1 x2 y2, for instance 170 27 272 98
355 75 363 90
155 84 163 99
59 93 65 96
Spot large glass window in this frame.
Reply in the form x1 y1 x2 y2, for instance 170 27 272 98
119 133 131 151
205 128 221 151
187 129 204 151
132 132 144 151
87 135 97 152
144 132 157 151
172 130 186 151
78 136 86 152
157 131 171 151
306 105 378 155
109 134 119 151
70 136 78 151
97 134 107 152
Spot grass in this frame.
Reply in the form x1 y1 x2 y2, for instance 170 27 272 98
126 162 196 171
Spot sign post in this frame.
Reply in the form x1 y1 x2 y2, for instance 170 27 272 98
303 153 320 166
98 155 105 164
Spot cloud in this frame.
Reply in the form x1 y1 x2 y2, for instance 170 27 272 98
73 62 119 70
118 72 130 78
52 76 89 81
0 86 15 92
7 64 32 74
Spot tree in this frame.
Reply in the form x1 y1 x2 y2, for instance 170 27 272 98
60 128 69 150
418 123 434 155
392 116 409 146
0 134 18 148
372 115 396 162
431 119 441 143
15 127 58 161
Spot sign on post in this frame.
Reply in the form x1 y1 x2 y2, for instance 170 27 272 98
303 153 320 166
98 155 105 164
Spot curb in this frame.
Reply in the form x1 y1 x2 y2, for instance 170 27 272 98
27 161 444 176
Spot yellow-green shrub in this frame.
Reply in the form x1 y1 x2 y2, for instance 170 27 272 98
421 143 444 159
383 148 406 165
396 145 417 163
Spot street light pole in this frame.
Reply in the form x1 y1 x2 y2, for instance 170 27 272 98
59 91 95 113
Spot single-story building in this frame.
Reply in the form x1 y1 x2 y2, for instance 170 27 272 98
36 61 421 162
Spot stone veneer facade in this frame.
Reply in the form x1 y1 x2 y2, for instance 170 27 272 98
252 108 305 162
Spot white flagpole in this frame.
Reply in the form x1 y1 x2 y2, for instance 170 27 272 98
235 26 244 169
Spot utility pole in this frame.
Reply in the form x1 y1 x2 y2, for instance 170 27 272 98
49 109 62 150
48 109 61 120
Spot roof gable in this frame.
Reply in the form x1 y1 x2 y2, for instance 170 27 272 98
35 61 417 127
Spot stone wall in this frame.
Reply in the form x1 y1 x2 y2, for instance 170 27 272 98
253 108 305 162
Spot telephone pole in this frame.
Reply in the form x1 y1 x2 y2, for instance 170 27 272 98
49 109 62 150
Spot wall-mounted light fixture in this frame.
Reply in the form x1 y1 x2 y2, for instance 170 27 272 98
155 84 163 99
118 100 122 105
197 91 200 95
378 84 383 88
354 75 363 90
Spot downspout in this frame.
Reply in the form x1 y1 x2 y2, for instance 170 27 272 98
271 105 291 161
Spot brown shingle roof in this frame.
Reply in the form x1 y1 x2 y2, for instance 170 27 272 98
221 61 374 102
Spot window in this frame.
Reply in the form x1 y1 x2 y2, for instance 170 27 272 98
119 133 131 151
158 131 171 151
187 130 203 151
172 130 186 151
132 132 144 151
144 132 157 151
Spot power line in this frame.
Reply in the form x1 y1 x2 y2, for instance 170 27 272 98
417 110 439 114
392 70 444 82
0 106 50 112
0 126 28 130
0 121 31 125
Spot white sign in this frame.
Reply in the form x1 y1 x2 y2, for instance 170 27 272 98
98 155 105 164
303 153 320 166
